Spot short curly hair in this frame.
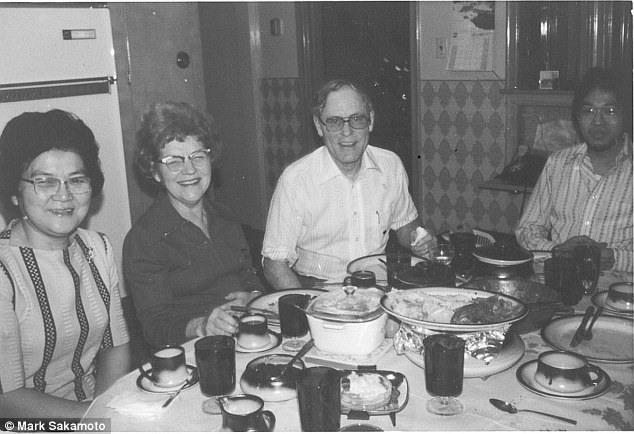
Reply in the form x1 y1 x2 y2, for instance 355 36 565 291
135 102 222 186
0 109 104 218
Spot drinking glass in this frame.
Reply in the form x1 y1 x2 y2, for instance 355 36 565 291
278 294 310 351
573 245 601 295
386 245 412 288
195 336 235 396
428 244 455 267
423 334 465 416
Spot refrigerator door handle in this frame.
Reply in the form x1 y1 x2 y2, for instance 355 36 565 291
0 76 116 103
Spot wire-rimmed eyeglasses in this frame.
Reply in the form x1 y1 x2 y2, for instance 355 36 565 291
156 148 211 172
21 176 92 196
319 115 371 132
578 105 620 122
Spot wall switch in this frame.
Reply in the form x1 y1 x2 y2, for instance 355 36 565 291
435 37 447 59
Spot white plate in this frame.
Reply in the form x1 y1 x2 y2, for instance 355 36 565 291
136 365 198 394
472 252 533 266
516 359 611 400
404 332 525 378
247 289 326 326
236 331 282 353
380 287 528 332
591 291 634 315
541 314 634 363
347 254 426 284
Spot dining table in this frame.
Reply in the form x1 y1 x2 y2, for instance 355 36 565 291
84 269 634 431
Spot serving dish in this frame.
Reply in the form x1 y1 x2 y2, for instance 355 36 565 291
380 286 528 332
247 288 326 326
541 314 634 363
339 370 408 417
239 353 304 402
306 287 387 355
347 254 426 285
394 262 455 289
440 229 496 247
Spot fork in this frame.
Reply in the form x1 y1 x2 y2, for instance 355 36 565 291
584 307 603 340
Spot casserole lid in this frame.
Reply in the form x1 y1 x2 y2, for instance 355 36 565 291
306 286 385 322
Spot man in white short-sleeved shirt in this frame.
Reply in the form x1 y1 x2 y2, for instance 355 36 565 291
262 79 435 289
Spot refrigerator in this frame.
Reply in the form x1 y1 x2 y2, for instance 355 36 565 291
0 5 132 295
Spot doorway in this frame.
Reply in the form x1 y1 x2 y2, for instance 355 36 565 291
297 2 414 181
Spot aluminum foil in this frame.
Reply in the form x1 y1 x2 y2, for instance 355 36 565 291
393 323 510 364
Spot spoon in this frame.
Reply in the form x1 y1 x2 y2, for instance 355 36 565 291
584 306 603 340
489 398 577 425
271 338 314 384
163 370 198 408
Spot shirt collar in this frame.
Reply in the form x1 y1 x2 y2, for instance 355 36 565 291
316 145 381 184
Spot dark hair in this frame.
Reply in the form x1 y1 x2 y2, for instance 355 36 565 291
311 79 374 118
572 67 633 138
0 109 104 215
135 102 222 186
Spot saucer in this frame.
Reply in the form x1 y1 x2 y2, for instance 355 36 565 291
137 365 198 394
591 291 633 315
516 360 611 400
236 331 281 353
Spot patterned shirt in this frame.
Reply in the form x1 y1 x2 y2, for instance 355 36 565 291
262 145 418 282
0 227 129 400
515 143 633 272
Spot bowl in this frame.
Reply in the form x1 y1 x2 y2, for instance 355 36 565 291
306 287 387 355
239 353 305 402
380 286 528 332
606 282 634 311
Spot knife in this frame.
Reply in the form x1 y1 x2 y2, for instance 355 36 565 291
570 306 594 347
584 307 603 340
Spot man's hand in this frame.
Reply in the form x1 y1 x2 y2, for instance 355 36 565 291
555 236 614 271
409 227 436 257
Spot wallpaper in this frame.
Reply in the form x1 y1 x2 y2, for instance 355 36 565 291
260 77 526 237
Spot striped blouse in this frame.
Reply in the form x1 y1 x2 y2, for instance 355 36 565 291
0 226 129 400
515 143 633 273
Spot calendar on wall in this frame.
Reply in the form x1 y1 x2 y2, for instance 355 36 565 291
446 30 494 71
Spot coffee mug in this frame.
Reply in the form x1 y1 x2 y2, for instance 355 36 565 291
218 394 276 432
343 270 377 288
534 350 604 393
606 282 634 310
138 344 188 388
237 314 270 350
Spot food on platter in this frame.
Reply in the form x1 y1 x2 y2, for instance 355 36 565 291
450 295 525 325
341 372 392 409
385 290 523 325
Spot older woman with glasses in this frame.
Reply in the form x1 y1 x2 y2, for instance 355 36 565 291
123 102 264 350
0 110 130 418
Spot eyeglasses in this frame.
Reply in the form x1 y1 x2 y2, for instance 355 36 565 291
578 105 620 122
21 176 92 196
319 115 371 132
156 149 211 172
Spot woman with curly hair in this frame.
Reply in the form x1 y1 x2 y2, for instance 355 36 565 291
123 102 264 350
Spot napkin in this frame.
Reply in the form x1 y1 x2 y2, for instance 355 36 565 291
106 391 167 419
410 227 429 246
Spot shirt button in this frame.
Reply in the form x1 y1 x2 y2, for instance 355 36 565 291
353 212 358 216
586 221 590 225
355 237 359 241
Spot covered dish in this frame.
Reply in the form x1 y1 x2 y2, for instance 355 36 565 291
305 286 387 355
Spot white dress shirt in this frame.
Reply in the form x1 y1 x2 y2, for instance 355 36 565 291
262 145 418 282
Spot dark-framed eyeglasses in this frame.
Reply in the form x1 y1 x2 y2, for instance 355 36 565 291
21 176 92 196
578 105 620 122
319 115 371 132
156 148 211 172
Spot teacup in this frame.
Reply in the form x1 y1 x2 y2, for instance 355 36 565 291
139 344 188 388
219 394 276 432
534 351 604 393
606 282 633 311
237 314 270 350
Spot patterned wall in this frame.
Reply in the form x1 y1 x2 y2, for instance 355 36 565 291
260 78 304 201
260 77 526 236
417 80 525 235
